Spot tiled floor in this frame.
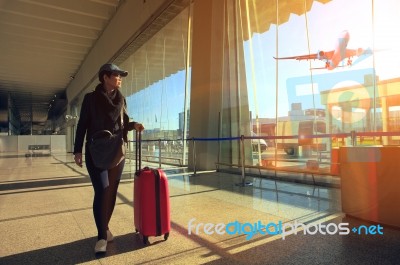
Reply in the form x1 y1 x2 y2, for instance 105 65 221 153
1 153 399 265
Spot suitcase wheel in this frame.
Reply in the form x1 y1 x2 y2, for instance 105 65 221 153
143 235 150 245
135 228 139 233
164 232 169 241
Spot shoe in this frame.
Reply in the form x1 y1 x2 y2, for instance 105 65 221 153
107 230 114 242
94 239 107 253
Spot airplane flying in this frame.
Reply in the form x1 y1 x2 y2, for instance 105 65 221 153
274 30 372 70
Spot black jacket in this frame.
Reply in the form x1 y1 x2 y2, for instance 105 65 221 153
73 89 135 154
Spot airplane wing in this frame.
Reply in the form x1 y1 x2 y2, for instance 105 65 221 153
274 54 318 60
274 50 335 61
345 49 358 57
345 48 373 58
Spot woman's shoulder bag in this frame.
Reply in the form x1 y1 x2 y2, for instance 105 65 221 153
88 93 126 170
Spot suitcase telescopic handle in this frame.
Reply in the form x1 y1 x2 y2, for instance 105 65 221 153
135 130 142 172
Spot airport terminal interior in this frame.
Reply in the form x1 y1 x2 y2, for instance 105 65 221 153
1 0 400 264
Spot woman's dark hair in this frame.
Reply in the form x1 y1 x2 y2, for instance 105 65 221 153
98 71 113 83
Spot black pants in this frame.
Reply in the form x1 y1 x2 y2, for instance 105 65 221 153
85 148 125 240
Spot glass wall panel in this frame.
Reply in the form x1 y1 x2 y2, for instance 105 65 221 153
119 6 192 166
216 0 400 175
373 0 400 145
221 0 279 165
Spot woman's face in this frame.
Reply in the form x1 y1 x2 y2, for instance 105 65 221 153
104 73 122 90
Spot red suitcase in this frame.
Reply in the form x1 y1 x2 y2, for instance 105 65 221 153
134 132 171 244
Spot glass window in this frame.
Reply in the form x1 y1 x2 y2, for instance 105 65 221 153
119 6 193 166
216 0 399 171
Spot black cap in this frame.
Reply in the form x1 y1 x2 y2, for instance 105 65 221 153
98 63 128 77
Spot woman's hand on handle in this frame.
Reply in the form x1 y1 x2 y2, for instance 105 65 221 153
134 123 145 132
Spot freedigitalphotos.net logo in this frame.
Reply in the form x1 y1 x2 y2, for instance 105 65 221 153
187 218 384 240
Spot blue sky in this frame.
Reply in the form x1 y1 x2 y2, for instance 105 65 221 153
126 71 186 131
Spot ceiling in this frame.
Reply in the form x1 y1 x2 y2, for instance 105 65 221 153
0 0 191 134
0 0 121 133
